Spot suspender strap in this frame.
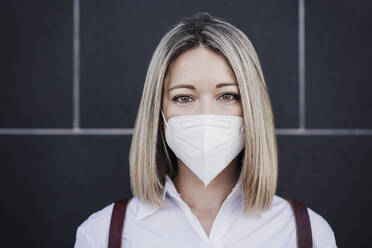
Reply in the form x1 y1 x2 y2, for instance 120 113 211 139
108 197 132 248
286 198 313 248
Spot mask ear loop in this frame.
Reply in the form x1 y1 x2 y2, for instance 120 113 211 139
160 109 175 179
161 110 170 129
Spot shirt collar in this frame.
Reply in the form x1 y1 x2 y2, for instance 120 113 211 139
136 175 243 221
135 175 173 221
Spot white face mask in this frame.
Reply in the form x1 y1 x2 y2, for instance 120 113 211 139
161 110 245 187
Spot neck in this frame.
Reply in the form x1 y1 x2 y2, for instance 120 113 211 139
173 157 240 212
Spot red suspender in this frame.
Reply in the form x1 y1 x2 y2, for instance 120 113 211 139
108 197 132 248
285 198 313 248
108 197 312 248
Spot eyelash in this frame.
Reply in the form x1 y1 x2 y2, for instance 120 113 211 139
172 92 241 104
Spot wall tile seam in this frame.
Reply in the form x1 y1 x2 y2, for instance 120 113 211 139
73 0 80 130
298 0 306 130
0 128 371 135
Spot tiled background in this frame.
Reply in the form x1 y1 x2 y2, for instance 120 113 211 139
0 0 371 247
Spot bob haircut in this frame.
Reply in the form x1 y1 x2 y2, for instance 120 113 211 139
129 12 278 215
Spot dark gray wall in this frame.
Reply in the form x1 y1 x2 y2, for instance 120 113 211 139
1 0 371 247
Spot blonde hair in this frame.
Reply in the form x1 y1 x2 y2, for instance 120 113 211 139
129 12 278 214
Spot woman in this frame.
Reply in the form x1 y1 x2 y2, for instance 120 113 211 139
74 12 337 247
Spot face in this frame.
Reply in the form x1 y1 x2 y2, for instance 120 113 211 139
162 46 243 124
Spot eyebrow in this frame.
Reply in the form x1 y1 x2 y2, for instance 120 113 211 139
167 82 238 93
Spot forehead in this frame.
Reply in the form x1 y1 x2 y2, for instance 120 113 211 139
164 46 236 88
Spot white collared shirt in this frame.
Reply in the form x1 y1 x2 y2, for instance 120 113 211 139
74 175 338 248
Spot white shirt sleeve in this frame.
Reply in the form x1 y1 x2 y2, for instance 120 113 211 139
308 207 338 248
74 226 96 248
73 203 114 248
74 221 133 248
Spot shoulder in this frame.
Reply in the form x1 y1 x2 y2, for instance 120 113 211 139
74 197 139 248
273 195 337 247
74 203 114 247
307 207 338 247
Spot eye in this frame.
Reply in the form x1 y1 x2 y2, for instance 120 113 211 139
218 92 241 102
172 95 194 104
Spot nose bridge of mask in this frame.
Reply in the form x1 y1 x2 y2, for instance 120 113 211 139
181 116 231 129
161 111 244 133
